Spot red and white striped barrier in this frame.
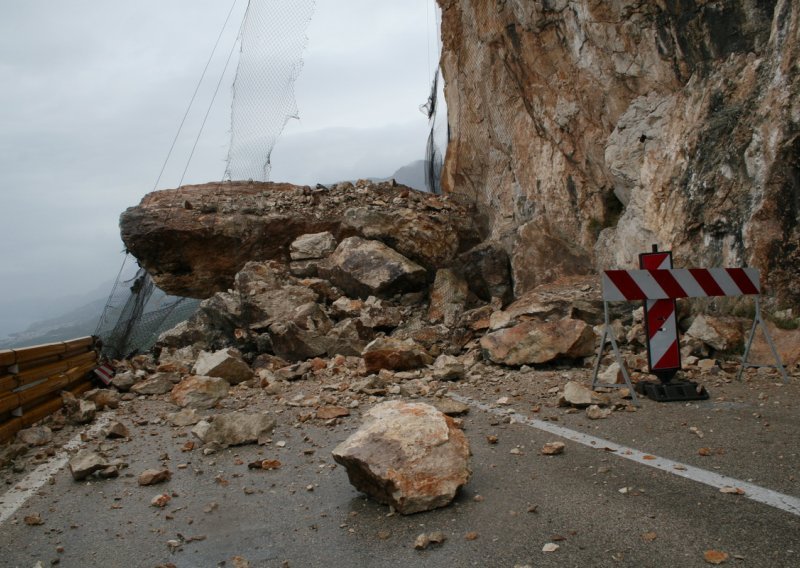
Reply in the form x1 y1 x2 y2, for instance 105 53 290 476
602 268 760 302
639 251 680 373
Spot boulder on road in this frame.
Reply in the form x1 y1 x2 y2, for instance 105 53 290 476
192 411 276 447
69 450 109 481
332 401 471 514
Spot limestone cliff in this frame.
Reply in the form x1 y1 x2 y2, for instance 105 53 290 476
438 0 799 308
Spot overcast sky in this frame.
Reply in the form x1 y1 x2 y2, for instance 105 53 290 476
0 0 441 337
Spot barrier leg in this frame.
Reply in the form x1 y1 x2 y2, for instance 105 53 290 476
738 297 789 383
591 302 638 405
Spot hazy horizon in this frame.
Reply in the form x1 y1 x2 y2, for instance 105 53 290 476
0 0 442 339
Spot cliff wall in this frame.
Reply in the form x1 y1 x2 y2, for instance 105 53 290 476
438 0 799 308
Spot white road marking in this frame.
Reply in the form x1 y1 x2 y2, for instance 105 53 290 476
0 412 116 525
450 393 800 517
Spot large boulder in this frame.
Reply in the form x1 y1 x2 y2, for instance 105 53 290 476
119 181 478 298
480 318 597 366
332 401 471 514
319 237 427 299
171 376 229 409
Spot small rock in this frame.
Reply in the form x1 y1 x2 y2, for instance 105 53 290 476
168 408 202 427
68 450 109 481
138 469 172 486
542 543 559 553
151 493 171 508
110 371 137 392
560 381 608 408
84 388 120 410
586 405 611 420
541 442 565 456
62 392 96 425
105 422 130 439
315 406 350 420
16 426 52 447
23 513 44 526
192 411 276 447
130 374 176 396
362 337 433 373
431 354 465 381
431 398 469 416
597 362 624 385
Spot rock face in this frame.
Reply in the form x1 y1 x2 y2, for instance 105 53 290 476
438 0 800 309
120 181 479 298
332 401 471 514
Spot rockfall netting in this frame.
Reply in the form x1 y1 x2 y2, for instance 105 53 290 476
224 0 315 182
422 2 447 195
96 1 316 358
94 261 199 359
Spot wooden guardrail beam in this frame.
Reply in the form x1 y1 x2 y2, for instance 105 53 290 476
0 337 99 444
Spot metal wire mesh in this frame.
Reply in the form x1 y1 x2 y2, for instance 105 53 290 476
224 0 315 181
95 262 200 359
423 66 448 195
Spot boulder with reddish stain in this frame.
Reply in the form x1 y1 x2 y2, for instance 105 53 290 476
480 318 596 366
362 337 433 373
332 401 470 514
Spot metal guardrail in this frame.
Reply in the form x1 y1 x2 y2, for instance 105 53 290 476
0 336 98 443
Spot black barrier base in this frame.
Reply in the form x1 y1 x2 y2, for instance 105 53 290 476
635 380 709 402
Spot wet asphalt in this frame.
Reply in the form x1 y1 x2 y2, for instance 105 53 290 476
1 369 799 568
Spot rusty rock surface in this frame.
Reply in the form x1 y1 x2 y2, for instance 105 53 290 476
332 401 471 514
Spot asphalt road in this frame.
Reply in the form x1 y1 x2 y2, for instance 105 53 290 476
1 369 799 568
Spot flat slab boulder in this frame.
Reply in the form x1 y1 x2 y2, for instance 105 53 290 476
192 411 276 447
480 317 596 366
171 376 229 409
193 349 253 384
320 237 426 300
362 337 433 373
332 401 470 514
